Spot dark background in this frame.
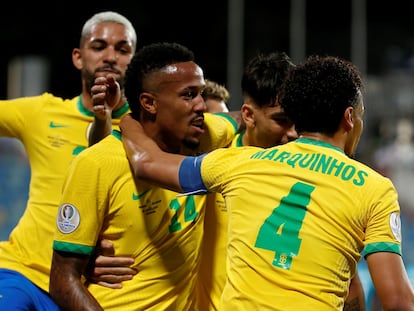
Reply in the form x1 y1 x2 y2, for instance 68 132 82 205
2 0 414 106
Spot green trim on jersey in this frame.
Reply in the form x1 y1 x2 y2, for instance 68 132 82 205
234 130 245 147
77 96 130 118
296 137 345 154
0 92 131 294
53 240 94 255
112 129 122 140
214 112 239 133
199 138 401 309
112 102 130 118
364 241 401 257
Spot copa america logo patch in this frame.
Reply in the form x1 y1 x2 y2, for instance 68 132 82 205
389 212 402 243
57 204 80 234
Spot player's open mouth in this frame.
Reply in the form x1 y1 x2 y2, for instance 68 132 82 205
191 117 205 133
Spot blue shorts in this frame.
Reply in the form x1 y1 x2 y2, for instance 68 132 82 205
0 268 60 310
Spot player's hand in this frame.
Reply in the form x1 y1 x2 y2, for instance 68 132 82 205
91 75 121 121
86 239 137 289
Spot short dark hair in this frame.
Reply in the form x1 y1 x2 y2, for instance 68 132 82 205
279 55 363 135
125 42 195 116
241 52 295 107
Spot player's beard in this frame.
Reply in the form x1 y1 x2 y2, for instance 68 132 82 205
182 138 201 150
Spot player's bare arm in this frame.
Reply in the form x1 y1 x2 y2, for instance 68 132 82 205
89 75 122 146
366 252 414 309
50 251 103 310
344 273 366 311
120 114 184 192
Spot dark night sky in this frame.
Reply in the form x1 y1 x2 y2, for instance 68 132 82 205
2 0 414 104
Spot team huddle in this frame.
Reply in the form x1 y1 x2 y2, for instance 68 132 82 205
0 10 413 311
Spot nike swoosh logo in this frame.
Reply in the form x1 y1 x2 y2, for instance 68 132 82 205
132 189 150 200
49 121 70 128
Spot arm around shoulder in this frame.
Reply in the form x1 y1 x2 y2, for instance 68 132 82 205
120 114 185 192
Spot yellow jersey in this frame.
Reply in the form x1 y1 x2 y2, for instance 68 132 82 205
0 93 128 291
196 131 244 310
180 138 402 310
53 113 237 310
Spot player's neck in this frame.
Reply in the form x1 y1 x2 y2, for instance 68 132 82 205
80 92 93 112
299 132 345 151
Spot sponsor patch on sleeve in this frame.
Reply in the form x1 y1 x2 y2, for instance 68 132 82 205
389 212 402 242
57 203 80 234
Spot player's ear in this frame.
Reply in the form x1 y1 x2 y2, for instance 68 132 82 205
140 92 157 114
241 103 255 128
343 106 354 131
72 48 82 70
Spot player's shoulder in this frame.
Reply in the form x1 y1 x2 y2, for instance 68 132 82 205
206 145 260 163
354 158 394 187
204 112 239 133
73 136 123 171
39 92 61 99
27 92 78 111
84 133 122 154
1 92 67 105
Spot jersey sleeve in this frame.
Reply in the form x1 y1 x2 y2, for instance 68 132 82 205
0 94 48 138
178 147 257 194
52 149 108 255
363 177 402 257
203 112 238 149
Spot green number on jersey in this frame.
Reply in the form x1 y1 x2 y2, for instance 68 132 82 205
255 182 315 269
169 195 198 232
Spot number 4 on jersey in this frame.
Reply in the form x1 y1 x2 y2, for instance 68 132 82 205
255 182 315 270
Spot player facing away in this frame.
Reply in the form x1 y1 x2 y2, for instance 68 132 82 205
120 55 414 310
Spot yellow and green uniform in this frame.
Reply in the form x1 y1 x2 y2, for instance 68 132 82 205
180 138 402 310
196 130 244 311
53 114 237 310
0 92 129 292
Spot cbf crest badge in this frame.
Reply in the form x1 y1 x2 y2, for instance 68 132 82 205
57 203 80 234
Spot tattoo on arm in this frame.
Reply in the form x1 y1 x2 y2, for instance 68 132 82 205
343 297 363 311
50 250 104 311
